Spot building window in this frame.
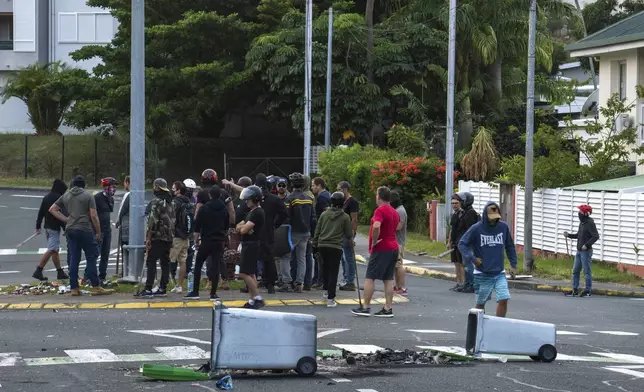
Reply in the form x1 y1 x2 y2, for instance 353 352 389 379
619 62 627 100
0 13 13 50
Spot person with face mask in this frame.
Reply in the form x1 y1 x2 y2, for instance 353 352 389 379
563 205 599 298
93 177 117 283
458 201 517 317
236 185 266 309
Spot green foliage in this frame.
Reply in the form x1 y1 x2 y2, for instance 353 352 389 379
583 0 644 35
385 124 427 156
0 62 87 135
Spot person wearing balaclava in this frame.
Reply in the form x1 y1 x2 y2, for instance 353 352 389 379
563 204 599 298
458 201 517 317
34 179 69 281
92 177 117 283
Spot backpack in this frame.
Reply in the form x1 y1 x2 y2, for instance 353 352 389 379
150 198 175 240
174 200 193 239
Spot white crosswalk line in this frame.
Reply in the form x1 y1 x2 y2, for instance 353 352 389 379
20 207 39 210
402 259 417 265
603 366 644 378
332 344 384 354
0 353 20 367
356 389 379 392
38 248 48 254
12 194 43 198
24 356 75 366
65 349 121 363
557 331 588 336
0 271 20 274
595 331 639 336
407 329 456 334
0 249 17 256
331 378 352 383
155 346 209 360
629 298 644 301
591 353 644 364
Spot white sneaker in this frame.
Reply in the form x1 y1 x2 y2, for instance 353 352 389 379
327 299 337 308
171 286 182 294
322 290 328 299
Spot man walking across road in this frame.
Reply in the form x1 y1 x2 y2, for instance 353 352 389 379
564 204 599 298
458 202 517 317
49 175 112 296
34 179 69 281
351 186 399 318
338 181 359 291
390 191 408 296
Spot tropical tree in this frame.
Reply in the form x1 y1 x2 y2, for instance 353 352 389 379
0 62 86 135
461 126 499 181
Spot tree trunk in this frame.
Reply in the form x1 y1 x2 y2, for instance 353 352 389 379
457 68 474 148
490 56 502 99
365 0 375 82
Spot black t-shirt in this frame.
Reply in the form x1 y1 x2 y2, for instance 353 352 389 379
234 197 250 225
197 187 231 206
343 196 359 215
241 207 265 243
450 211 460 246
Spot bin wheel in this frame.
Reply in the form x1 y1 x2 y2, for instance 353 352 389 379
295 357 317 377
538 344 557 363
529 356 540 361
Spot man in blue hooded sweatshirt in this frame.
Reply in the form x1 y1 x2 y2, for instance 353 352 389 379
458 201 517 317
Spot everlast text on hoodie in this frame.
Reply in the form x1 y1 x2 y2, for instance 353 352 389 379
194 197 228 243
312 206 353 250
37 179 68 232
458 201 517 276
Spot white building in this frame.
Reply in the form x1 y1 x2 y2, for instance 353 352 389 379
566 10 644 174
0 0 117 134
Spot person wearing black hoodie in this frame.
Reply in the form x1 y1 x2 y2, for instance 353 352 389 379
34 179 69 281
93 177 117 282
186 186 229 300
256 173 287 294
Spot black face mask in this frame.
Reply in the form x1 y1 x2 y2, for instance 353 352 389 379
578 213 589 222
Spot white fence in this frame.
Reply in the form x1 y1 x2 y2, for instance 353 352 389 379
458 180 644 265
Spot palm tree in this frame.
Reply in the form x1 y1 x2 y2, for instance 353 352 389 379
461 126 500 180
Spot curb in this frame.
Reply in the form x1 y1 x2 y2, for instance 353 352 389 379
355 255 644 298
0 295 410 311
0 186 50 192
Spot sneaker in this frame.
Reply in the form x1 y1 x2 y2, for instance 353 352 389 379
564 290 579 297
396 288 408 296
152 288 167 297
184 292 200 300
210 293 220 301
339 283 356 291
460 284 475 293
70 289 82 297
136 289 154 298
171 286 183 294
294 284 303 293
253 299 266 309
327 299 337 308
580 290 591 298
450 284 463 292
303 285 311 291
56 269 69 280
243 301 255 309
32 269 48 281
322 291 328 299
90 287 114 296
351 307 371 317
374 308 394 318
312 283 324 290
278 285 293 293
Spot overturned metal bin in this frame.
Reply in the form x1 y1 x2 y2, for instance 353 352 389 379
210 304 318 376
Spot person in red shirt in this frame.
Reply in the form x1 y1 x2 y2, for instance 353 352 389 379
351 186 399 318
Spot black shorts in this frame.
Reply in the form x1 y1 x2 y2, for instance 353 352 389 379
365 250 398 281
451 247 463 264
240 241 260 275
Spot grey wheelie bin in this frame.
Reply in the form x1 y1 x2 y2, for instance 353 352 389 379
210 304 318 376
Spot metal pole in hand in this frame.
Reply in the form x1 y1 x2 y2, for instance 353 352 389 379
303 0 313 175
524 0 537 272
445 0 457 222
123 0 146 283
324 7 333 148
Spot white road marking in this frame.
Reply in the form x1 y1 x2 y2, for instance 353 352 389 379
591 353 644 364
402 259 417 265
603 366 644 378
128 329 212 345
12 195 43 198
317 328 350 338
65 349 121 363
24 356 75 366
407 329 456 334
416 346 640 363
595 331 639 336
0 205 7 208
155 346 209 360
557 331 588 336
0 250 17 256
332 344 384 354
331 378 351 383
19 207 39 210
629 298 644 301
0 271 20 274
0 353 20 367
356 390 379 392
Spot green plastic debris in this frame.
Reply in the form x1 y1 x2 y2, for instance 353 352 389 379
140 364 211 381
316 349 343 358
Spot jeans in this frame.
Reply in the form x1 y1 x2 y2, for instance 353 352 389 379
304 240 315 286
572 250 593 291
67 229 99 289
98 228 111 280
340 237 356 285
280 234 309 284
145 240 171 291
465 263 474 287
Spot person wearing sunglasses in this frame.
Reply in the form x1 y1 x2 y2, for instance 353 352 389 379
458 201 517 317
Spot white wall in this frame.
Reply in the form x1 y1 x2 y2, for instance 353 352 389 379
0 72 32 133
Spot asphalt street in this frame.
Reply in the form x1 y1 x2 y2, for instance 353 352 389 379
2 267 644 391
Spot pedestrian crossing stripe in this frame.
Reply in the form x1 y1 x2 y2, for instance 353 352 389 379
603 365 644 378
0 248 119 256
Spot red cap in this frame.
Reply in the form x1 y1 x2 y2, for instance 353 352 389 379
578 204 592 214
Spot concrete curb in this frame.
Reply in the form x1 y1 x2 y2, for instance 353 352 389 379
0 186 50 192
0 295 410 311
355 255 644 298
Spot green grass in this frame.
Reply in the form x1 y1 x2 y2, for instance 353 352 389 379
358 226 644 286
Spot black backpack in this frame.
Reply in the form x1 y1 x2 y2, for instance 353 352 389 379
174 200 194 239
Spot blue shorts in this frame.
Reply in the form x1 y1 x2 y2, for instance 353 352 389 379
473 273 511 305
45 229 61 252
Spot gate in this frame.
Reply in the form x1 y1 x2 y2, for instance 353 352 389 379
224 156 304 180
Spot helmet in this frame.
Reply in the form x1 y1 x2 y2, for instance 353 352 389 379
101 177 117 188
289 172 305 189
578 204 592 215
330 192 345 208
240 185 263 203
237 176 253 188
201 169 218 186
276 177 288 188
183 178 197 190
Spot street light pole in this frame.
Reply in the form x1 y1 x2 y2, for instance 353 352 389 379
303 0 313 175
324 7 333 148
524 0 537 272
123 0 146 283
445 0 457 220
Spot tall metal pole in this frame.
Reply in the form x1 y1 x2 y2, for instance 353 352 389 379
303 0 313 175
445 0 457 220
573 0 598 117
524 0 537 272
123 0 146 283
324 7 333 148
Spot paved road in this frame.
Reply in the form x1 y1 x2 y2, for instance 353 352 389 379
0 189 136 285
2 268 644 391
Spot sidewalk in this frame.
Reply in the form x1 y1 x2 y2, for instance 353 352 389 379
353 235 644 298
0 286 409 311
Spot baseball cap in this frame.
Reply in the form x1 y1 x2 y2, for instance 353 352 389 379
153 178 169 192
486 204 502 220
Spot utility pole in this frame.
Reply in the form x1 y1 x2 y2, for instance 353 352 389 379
574 0 598 117
303 0 313 175
524 0 537 272
122 0 146 283
324 7 333 148
445 0 457 221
